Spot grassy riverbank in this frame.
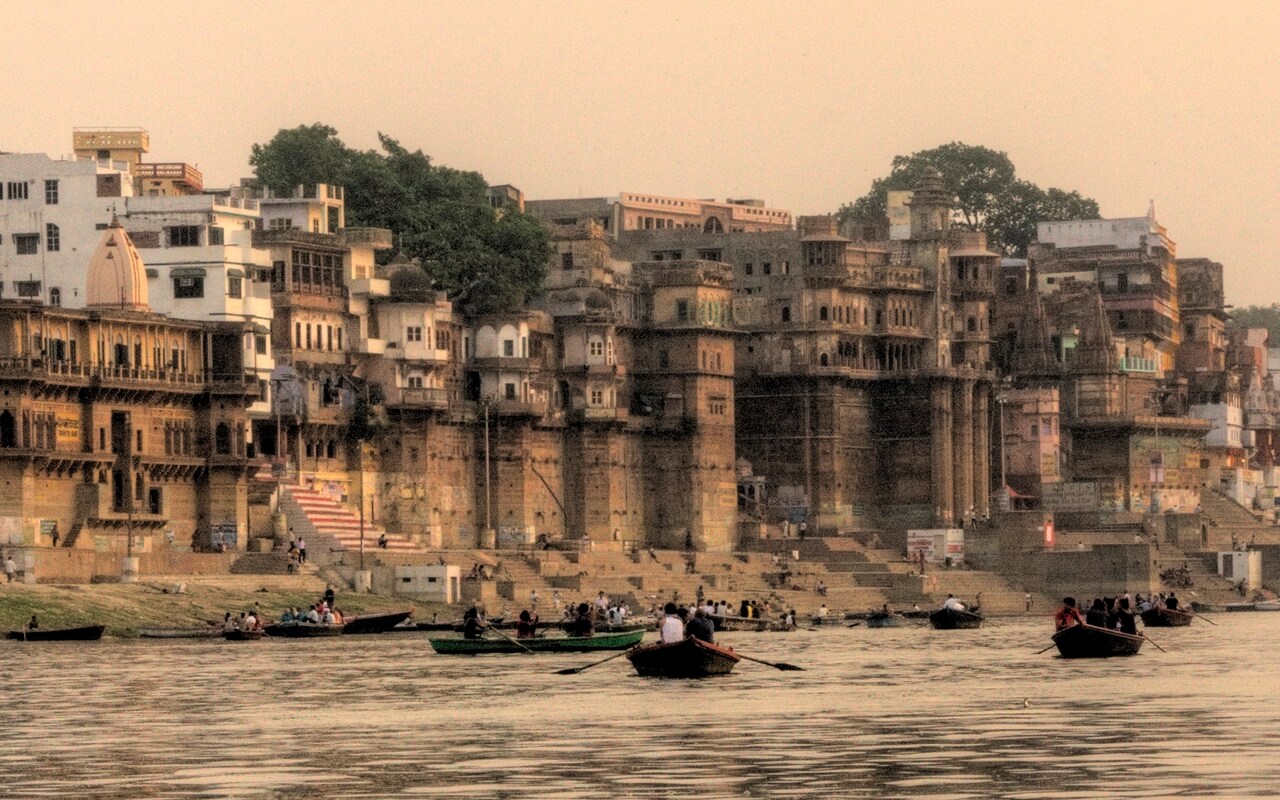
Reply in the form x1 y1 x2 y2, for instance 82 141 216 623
0 576 452 637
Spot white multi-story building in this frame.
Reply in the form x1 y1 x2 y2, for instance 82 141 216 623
0 153 134 306
0 146 277 431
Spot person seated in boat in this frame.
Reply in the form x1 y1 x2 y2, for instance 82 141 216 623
462 607 486 640
659 603 685 644
1085 598 1108 627
785 609 797 629
1113 597 1138 635
739 599 751 619
1137 595 1152 613
320 608 336 624
244 611 259 630
223 612 235 632
27 615 38 631
816 604 829 619
331 608 344 625
1166 592 1180 611
515 609 538 639
942 595 966 612
566 603 594 637
305 605 322 624
236 612 249 630
1054 597 1084 631
687 609 715 643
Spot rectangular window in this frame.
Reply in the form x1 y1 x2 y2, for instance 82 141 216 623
658 350 669 369
227 275 242 298
16 281 41 298
561 252 574 269
504 382 517 399
744 263 754 275
255 334 267 355
336 328 343 350
14 234 39 255
406 326 423 342
45 224 60 252
503 340 514 357
208 226 225 246
407 376 424 389
173 276 204 298
589 340 604 357
166 225 200 247
6 182 29 200
763 263 772 275
44 180 58 205
677 300 689 322
269 218 293 230
590 389 604 405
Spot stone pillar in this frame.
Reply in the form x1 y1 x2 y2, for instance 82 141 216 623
931 383 954 526
973 385 991 519
952 381 974 525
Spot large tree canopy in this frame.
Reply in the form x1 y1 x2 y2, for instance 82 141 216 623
1229 304 1280 343
250 124 550 313
837 142 1101 256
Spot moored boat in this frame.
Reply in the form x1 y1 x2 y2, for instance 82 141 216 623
1140 607 1193 627
342 609 414 634
1255 599 1280 611
139 627 220 639
1052 623 1144 658
627 637 740 678
1226 602 1257 612
709 614 774 632
1190 601 1227 613
223 629 265 641
263 622 345 638
428 628 644 655
928 608 983 630
6 624 106 641
865 612 909 628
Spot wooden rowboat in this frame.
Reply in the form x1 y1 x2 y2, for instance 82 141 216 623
263 622 345 638
627 637 741 678
139 627 220 639
342 609 414 634
428 628 644 655
6 625 106 641
1052 623 1144 658
709 614 774 632
929 608 983 630
865 613 909 628
1140 607 1193 627
223 629 265 641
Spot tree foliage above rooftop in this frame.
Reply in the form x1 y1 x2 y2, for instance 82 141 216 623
1229 304 1280 343
249 123 550 314
837 142 1101 257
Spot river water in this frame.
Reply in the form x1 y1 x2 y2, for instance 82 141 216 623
0 614 1277 799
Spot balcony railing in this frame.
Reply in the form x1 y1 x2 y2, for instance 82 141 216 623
1118 356 1159 373
386 387 449 410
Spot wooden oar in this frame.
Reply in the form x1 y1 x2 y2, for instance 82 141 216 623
736 652 804 671
485 624 533 654
846 621 863 628
1034 642 1058 655
1190 610 1218 626
1141 634 1168 653
554 648 633 675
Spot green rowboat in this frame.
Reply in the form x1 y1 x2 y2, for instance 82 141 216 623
428 628 645 655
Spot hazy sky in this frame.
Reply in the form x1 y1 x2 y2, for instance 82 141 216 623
4 1 1277 304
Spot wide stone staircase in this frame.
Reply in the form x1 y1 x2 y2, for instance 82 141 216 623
280 486 422 557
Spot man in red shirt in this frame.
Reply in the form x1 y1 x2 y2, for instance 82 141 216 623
1054 597 1084 630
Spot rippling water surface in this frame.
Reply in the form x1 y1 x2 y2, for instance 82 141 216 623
1 615 1277 798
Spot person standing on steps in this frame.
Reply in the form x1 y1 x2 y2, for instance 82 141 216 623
297 537 307 565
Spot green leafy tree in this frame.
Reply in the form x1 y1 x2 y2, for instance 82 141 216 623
838 142 1100 256
1229 304 1280 343
250 126 550 313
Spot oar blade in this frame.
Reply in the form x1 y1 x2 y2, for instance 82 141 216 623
773 662 804 671
553 666 584 675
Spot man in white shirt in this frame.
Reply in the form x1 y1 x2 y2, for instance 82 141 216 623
306 605 322 623
659 603 685 644
943 594 966 611
816 604 829 618
3 556 16 583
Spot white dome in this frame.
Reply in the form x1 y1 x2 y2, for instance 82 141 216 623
86 219 149 311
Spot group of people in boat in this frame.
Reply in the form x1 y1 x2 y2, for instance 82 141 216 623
658 602 716 644
1055 594 1136 635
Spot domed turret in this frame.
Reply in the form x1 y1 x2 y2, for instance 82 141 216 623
86 218 149 311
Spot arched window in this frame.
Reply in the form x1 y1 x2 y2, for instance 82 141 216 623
703 216 724 233
49 288 61 307
820 306 828 321
215 423 231 455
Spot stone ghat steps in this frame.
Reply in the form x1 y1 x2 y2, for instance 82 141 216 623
284 487 421 553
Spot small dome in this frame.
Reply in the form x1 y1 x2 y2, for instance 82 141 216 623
86 218 149 311
388 266 434 302
583 289 611 310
